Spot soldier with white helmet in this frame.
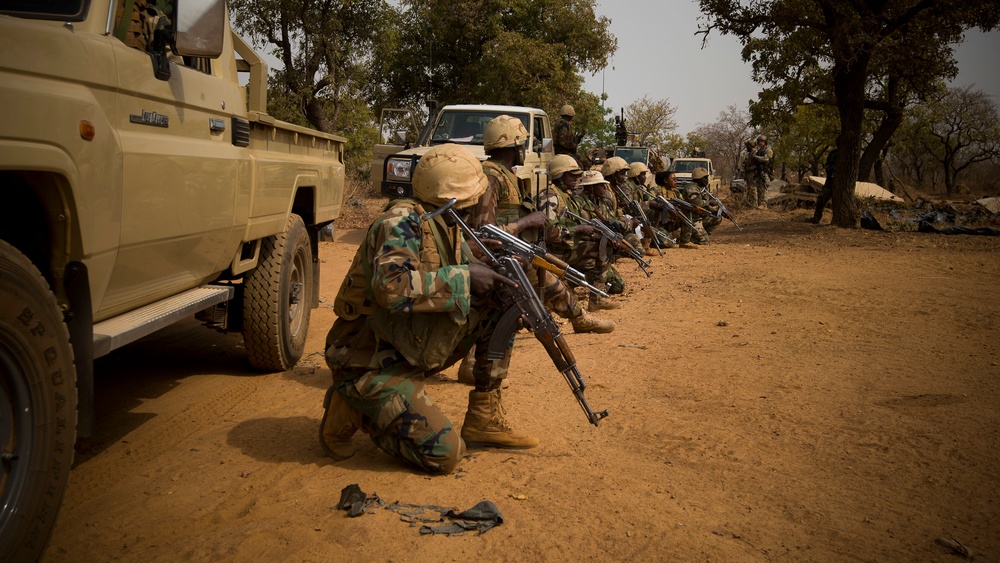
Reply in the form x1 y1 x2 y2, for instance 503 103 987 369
320 143 537 474
554 104 579 158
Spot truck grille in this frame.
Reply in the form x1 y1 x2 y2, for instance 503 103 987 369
232 117 250 147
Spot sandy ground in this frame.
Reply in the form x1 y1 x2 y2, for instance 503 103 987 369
43 207 1000 561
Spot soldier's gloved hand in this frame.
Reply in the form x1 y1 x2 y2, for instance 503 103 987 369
514 211 547 234
574 224 597 237
469 262 517 296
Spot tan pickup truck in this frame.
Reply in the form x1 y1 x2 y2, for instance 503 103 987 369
372 103 555 200
0 0 345 558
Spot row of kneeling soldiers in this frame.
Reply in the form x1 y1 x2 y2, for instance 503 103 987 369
319 115 726 474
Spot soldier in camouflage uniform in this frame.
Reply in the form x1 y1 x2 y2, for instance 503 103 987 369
625 161 671 255
574 170 634 307
681 167 722 246
750 134 773 208
456 117 613 383
537 156 622 316
320 144 538 475
553 104 578 158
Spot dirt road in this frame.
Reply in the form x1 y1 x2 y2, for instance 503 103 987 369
43 208 1000 561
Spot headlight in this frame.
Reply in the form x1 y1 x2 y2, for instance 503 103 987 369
386 157 414 182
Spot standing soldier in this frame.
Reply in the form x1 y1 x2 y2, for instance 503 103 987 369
751 134 773 208
320 144 539 475
554 104 579 158
810 144 838 224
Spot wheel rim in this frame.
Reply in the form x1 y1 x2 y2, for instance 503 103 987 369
286 246 306 338
0 337 34 535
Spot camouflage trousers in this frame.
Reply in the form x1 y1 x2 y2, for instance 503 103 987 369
330 311 512 474
534 267 583 319
553 238 626 295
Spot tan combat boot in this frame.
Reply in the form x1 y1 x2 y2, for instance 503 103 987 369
679 241 699 249
588 294 622 311
461 388 539 449
571 310 615 334
320 386 362 461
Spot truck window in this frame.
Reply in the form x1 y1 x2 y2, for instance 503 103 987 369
0 0 89 20
431 111 530 146
113 0 211 74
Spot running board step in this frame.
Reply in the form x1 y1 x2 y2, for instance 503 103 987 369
93 285 234 358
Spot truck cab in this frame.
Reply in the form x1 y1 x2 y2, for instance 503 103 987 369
669 157 722 195
372 104 554 200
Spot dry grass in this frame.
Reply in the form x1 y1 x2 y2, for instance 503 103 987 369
338 177 388 229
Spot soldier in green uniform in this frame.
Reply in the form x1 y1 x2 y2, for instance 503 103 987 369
553 104 578 158
750 134 773 208
537 156 622 316
456 117 613 383
575 170 632 306
319 144 538 475
681 167 722 246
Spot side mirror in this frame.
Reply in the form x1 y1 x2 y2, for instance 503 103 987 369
175 0 226 58
538 138 553 154
394 130 408 145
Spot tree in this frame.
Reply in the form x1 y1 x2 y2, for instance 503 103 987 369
374 0 616 116
776 104 839 180
621 95 679 147
698 0 999 228
691 105 753 183
229 0 396 134
914 86 1000 195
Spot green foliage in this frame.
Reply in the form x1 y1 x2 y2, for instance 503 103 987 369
375 0 616 112
697 0 999 227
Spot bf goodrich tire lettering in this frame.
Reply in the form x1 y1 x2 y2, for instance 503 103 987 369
0 240 78 562
242 214 313 371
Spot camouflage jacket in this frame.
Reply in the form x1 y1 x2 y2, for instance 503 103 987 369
553 118 577 155
327 199 475 372
538 183 585 252
467 159 522 235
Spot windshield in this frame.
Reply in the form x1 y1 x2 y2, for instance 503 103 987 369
614 148 649 165
430 111 530 146
671 160 707 173
0 0 89 20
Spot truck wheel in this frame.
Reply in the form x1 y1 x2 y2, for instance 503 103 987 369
0 241 77 562
243 214 313 371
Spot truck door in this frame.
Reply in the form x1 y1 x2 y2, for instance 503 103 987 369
101 2 244 317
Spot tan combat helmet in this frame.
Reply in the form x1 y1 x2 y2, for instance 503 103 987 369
601 156 629 178
691 167 710 183
627 161 650 179
579 170 610 187
412 144 488 209
547 154 583 180
560 104 575 118
483 114 529 152
756 134 768 144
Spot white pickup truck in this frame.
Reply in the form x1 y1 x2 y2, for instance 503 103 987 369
0 0 345 558
372 103 555 199
670 157 722 195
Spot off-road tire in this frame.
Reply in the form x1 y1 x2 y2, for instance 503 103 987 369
242 214 313 371
0 240 77 562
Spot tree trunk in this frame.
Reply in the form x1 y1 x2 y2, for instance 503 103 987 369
831 56 869 229
858 108 902 182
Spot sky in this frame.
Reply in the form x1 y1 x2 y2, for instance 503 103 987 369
583 0 1000 135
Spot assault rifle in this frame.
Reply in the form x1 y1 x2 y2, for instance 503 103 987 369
635 185 696 230
559 208 653 277
422 199 609 426
476 223 608 297
699 188 743 231
669 197 717 220
608 182 662 256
